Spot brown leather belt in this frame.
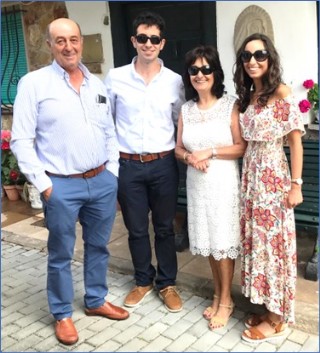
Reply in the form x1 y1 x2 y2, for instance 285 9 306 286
46 163 106 179
120 150 173 163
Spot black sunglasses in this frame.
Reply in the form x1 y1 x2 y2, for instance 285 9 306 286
188 65 214 76
135 34 162 45
241 50 269 63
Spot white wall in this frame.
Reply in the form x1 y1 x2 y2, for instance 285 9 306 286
66 1 318 123
217 1 318 123
65 1 114 80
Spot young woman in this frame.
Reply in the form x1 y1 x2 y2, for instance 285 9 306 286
175 45 246 331
234 33 305 343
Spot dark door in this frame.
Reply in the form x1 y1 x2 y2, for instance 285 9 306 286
109 1 216 74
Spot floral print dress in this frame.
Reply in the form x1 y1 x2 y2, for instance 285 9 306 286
239 95 305 323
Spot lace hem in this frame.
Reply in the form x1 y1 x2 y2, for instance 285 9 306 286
190 246 240 260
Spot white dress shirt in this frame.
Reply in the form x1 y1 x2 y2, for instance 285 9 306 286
11 60 119 192
104 57 185 154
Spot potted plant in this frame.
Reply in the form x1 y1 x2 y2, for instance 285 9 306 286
298 79 319 123
1 130 24 200
1 129 42 207
13 170 28 202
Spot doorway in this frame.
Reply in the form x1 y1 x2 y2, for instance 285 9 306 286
109 1 217 74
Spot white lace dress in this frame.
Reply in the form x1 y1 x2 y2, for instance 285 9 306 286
181 95 240 260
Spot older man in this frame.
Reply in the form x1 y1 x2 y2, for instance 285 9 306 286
11 18 129 345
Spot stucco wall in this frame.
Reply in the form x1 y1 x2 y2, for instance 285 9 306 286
65 1 114 77
217 1 318 126
65 0 319 137
65 2 318 89
65 1 318 125
1 1 68 130
2 1 318 137
23 1 68 71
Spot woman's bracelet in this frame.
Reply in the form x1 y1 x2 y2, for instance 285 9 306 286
183 151 190 161
212 147 217 159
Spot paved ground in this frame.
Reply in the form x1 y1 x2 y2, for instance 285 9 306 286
1 239 319 352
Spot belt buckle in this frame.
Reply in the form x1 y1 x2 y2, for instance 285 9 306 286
139 154 147 163
83 170 94 178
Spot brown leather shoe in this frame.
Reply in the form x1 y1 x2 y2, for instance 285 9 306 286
159 286 183 313
124 284 153 307
55 317 78 345
85 301 129 320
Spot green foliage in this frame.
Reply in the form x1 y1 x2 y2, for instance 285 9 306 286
307 83 319 111
1 129 27 186
1 150 20 185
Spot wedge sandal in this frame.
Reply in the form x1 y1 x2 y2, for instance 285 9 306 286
242 317 287 343
244 313 266 328
203 295 219 321
208 302 234 331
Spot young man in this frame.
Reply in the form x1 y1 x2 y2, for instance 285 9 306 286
11 18 129 346
104 11 185 312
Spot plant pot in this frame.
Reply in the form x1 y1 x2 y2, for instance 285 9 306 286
1 186 6 199
26 183 43 209
3 185 20 201
16 184 28 202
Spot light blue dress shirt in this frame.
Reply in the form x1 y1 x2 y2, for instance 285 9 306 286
104 57 185 154
11 60 119 192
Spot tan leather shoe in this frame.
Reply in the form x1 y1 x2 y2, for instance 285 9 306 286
124 285 153 307
55 317 78 345
85 301 129 320
159 286 183 312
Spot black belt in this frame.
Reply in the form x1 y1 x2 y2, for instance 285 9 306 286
46 163 106 179
120 150 173 163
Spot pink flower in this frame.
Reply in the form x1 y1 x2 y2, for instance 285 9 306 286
1 141 10 150
1 130 12 150
303 79 314 89
1 130 11 141
253 207 277 230
9 170 19 181
298 99 311 113
273 99 290 122
261 167 283 193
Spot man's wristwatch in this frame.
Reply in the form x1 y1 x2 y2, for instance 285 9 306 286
291 178 303 185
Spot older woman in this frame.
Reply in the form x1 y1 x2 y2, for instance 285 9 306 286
175 45 246 331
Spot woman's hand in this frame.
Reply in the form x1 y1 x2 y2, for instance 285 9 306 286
189 149 212 164
286 187 303 209
192 159 210 173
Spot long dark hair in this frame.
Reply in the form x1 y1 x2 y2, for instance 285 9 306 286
233 33 283 113
183 45 225 102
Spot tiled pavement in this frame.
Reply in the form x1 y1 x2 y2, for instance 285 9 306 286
1 198 319 352
2 241 319 352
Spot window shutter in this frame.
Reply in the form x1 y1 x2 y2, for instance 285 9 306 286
1 9 28 106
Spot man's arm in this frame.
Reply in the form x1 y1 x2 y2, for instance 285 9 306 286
10 76 52 193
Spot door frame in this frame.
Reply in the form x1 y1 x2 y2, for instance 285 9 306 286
109 1 217 71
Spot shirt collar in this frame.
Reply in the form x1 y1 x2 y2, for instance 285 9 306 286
130 56 164 77
52 60 90 80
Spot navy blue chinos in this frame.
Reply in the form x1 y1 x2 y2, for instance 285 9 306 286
117 152 179 290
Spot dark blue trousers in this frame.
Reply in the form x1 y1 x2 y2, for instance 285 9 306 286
118 152 179 290
41 169 117 320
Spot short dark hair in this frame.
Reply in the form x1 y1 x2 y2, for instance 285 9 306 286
183 45 225 102
132 11 166 37
233 33 283 112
